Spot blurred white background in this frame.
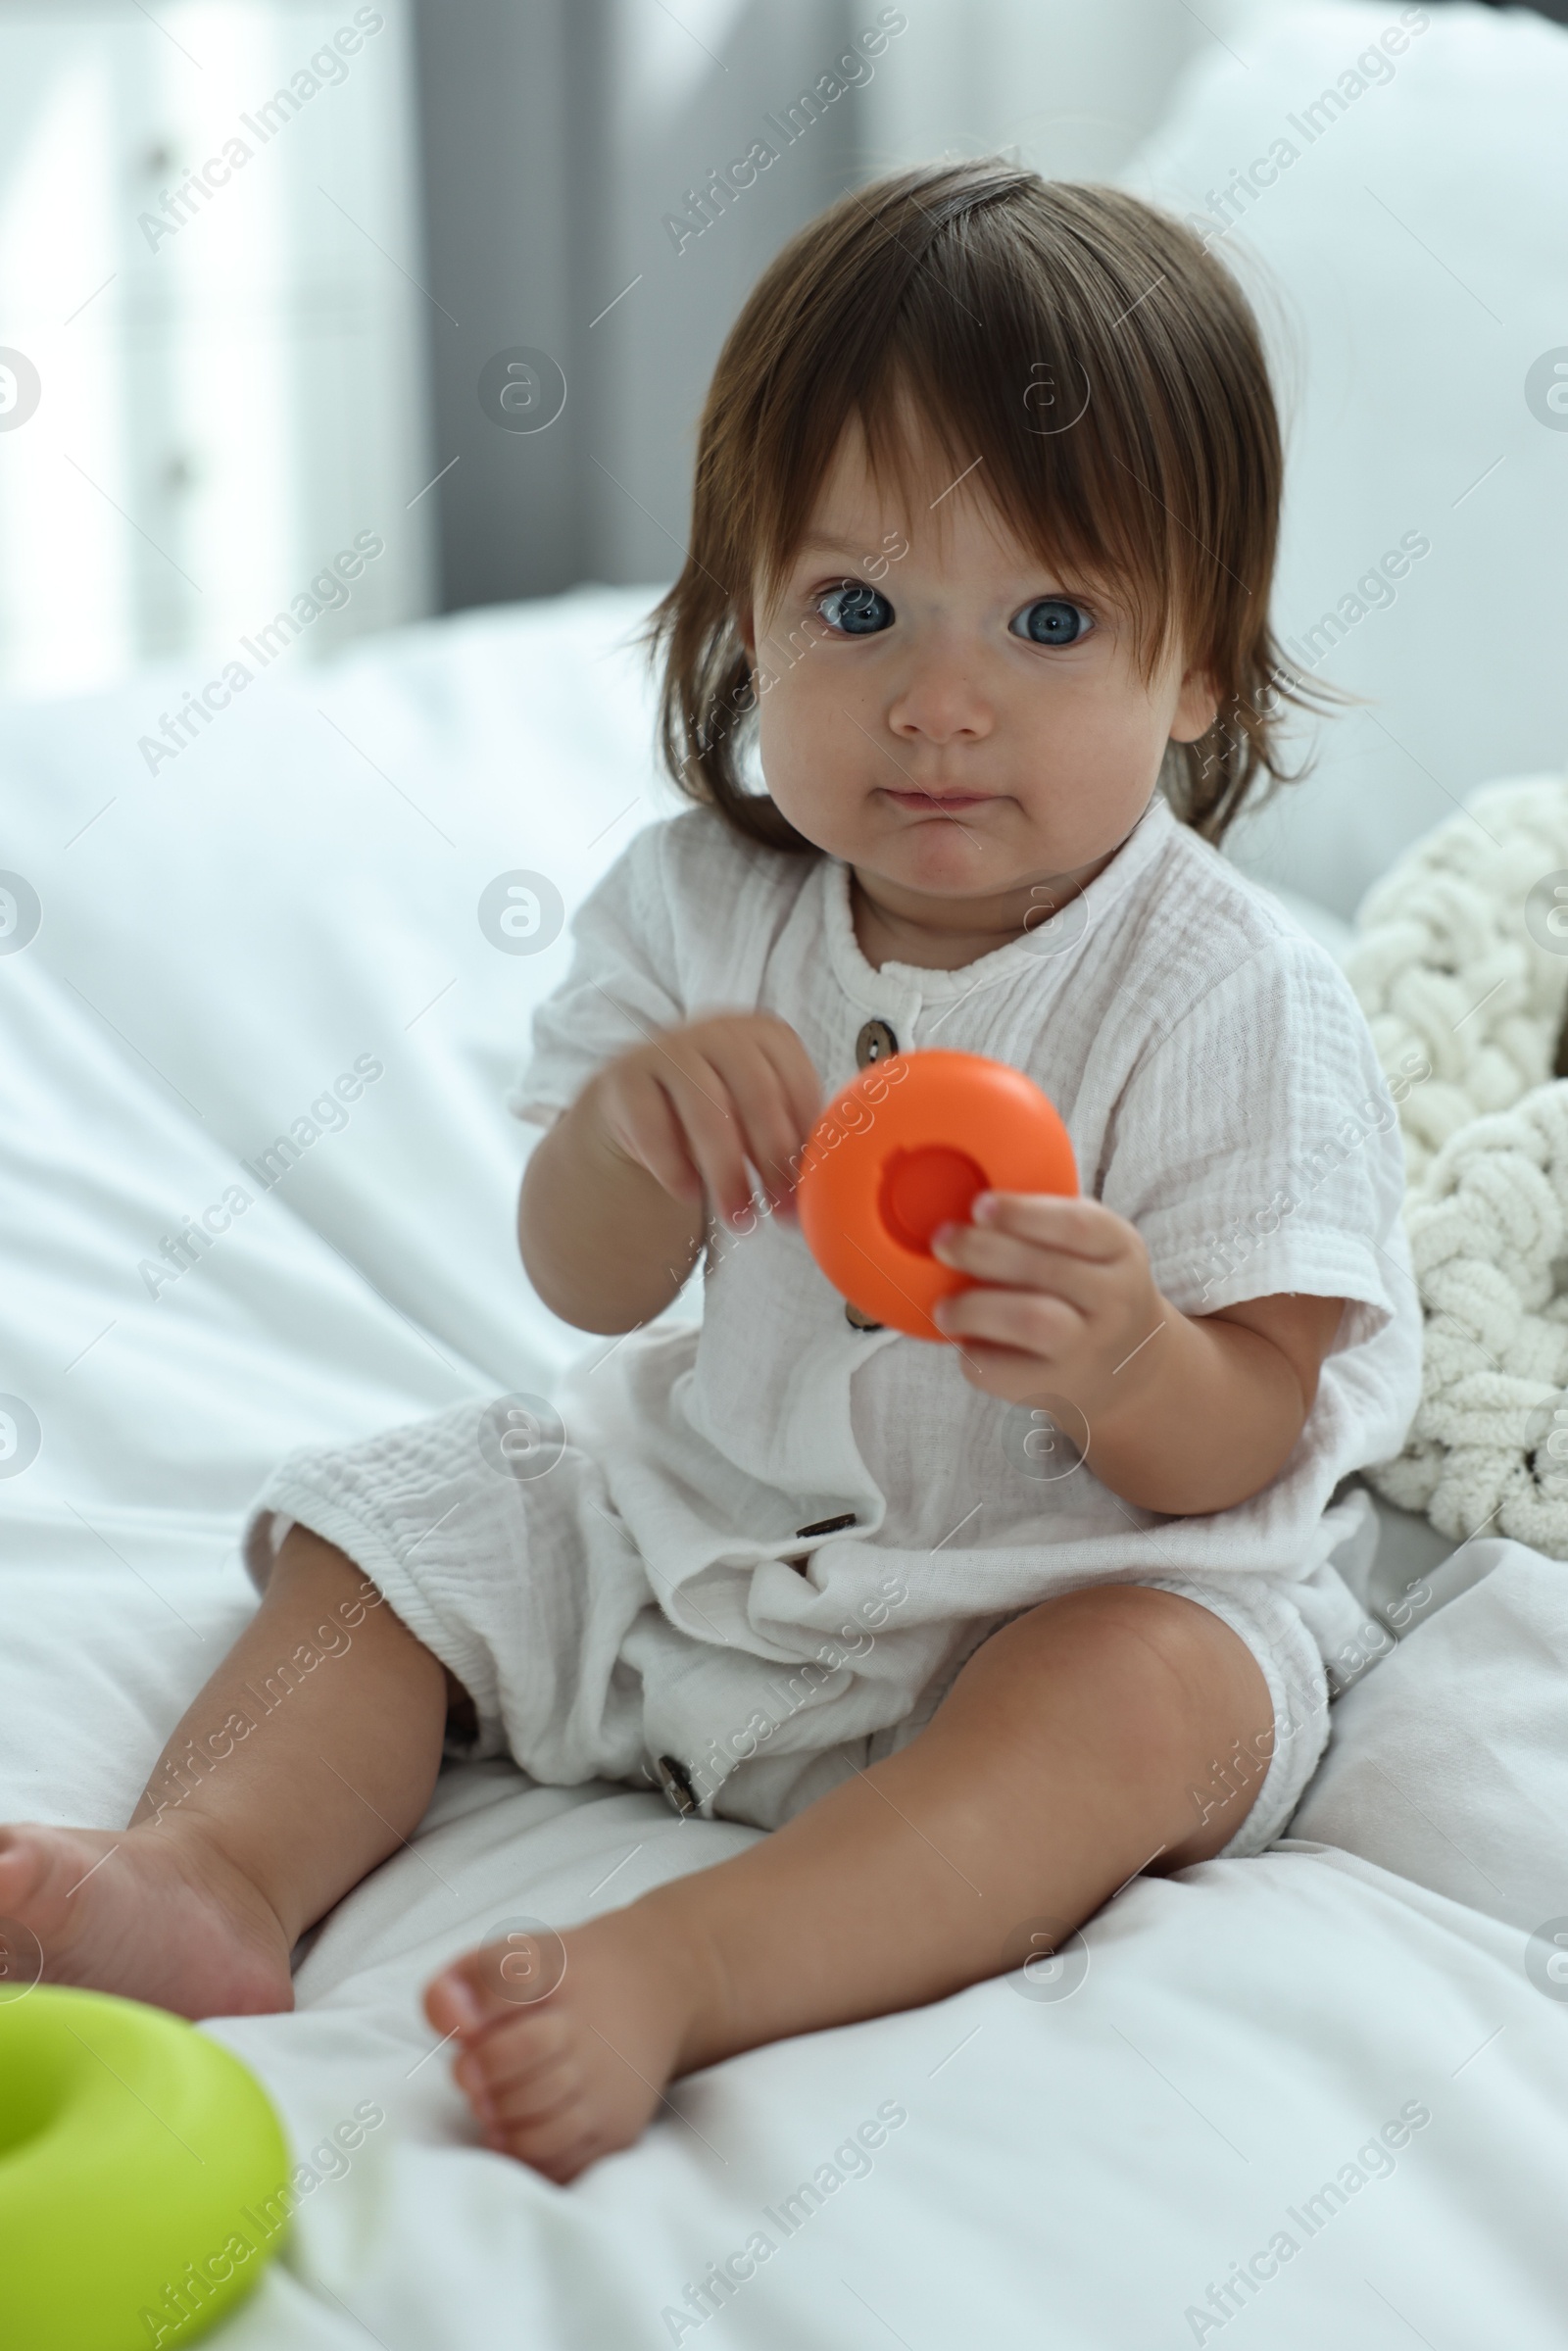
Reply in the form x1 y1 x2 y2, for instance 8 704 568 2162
0 0 429 694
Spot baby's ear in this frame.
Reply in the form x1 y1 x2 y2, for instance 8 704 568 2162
1170 663 1221 745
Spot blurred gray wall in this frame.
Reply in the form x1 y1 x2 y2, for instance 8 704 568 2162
411 0 861 608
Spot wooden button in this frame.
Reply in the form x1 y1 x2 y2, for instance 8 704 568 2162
795 1512 858 1538
855 1018 898 1067
845 1299 884 1331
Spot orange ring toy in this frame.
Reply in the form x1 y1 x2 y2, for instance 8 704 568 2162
796 1049 1077 1343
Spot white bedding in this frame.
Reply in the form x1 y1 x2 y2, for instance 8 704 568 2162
6 590 1568 2344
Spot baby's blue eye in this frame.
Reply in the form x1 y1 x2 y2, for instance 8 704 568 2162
1012 598 1092 647
816 580 892 635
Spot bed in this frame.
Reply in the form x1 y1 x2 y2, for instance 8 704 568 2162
6 2 1568 2341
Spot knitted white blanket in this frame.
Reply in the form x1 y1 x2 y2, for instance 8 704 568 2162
1343 773 1568 1552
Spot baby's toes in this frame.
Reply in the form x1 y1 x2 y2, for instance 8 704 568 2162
425 1925 568 2040
0 1827 47 1911
424 1950 512 2040
486 2059 581 2133
488 2080 600 2177
457 2029 574 2125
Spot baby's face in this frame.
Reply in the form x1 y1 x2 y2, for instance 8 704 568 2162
741 409 1219 927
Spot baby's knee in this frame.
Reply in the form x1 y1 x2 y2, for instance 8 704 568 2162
993 1581 1204 1681
1044 1584 1264 1708
956 1583 1270 1770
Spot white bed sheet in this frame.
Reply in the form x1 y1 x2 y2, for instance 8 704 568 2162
6 1563 1568 2349
5 591 1568 2345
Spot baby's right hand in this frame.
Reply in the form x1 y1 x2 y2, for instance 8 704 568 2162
588 1013 822 1230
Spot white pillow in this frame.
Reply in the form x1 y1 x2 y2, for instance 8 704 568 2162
1288 1535 1568 1932
1119 0 1568 918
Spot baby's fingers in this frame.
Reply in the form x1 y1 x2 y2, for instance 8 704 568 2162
969 1193 1128 1259
701 1019 821 1206
719 1056 812 1207
930 1220 1105 1311
658 1063 760 1226
932 1286 1085 1356
750 1020 824 1162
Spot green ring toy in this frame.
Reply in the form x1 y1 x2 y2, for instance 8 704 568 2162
0 1984 292 2351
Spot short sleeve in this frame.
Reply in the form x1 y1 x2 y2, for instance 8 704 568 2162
506 823 686 1128
1100 933 1408 1332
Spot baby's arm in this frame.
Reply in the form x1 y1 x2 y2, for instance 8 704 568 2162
929 1194 1345 1515
518 1013 821 1333
1073 1286 1342 1513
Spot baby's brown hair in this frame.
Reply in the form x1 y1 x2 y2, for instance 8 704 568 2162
639 158 1352 856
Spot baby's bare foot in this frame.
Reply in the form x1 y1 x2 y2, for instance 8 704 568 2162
423 1903 724 2183
0 1821 294 2021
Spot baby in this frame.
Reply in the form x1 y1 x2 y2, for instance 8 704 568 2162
0 162 1420 2183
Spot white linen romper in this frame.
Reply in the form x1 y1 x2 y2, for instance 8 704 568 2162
242 791 1423 1854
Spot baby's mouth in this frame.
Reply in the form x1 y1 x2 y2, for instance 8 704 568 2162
880 786 996 815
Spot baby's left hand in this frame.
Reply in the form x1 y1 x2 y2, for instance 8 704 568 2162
929 1193 1168 1417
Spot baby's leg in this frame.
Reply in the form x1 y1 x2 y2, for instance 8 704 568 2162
427 1584 1274 2181
0 1527 450 2018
